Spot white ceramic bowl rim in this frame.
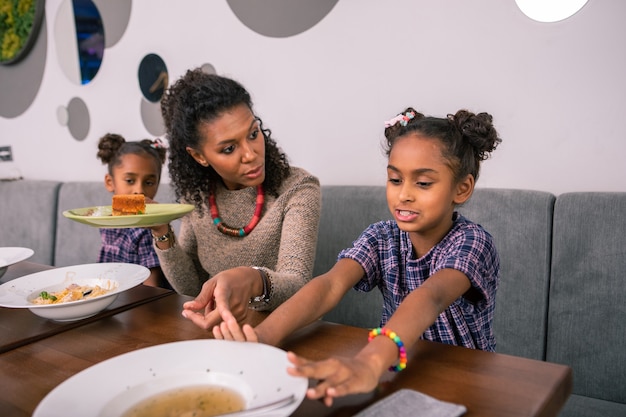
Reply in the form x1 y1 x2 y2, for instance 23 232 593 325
0 247 35 269
0 263 149 321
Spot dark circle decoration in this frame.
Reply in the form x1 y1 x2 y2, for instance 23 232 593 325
138 53 168 103
0 0 45 65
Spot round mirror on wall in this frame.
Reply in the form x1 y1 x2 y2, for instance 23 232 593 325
515 0 589 23
138 54 168 103
54 0 104 85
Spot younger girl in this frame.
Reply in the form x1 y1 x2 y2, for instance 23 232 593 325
210 108 502 405
97 133 170 288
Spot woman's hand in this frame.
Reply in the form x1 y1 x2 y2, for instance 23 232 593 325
286 352 380 407
181 266 262 329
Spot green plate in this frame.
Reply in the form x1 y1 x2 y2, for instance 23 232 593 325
63 204 194 228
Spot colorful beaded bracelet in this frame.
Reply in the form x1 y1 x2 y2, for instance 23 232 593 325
368 327 408 372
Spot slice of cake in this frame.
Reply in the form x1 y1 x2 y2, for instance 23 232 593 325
112 194 146 216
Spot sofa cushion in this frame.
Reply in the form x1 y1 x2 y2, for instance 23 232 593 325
547 192 626 406
54 182 177 267
0 180 61 265
559 394 626 417
458 188 555 360
315 186 390 328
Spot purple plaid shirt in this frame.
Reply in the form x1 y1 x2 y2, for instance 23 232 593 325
98 228 160 269
338 213 499 351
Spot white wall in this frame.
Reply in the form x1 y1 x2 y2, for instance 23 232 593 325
1 0 625 195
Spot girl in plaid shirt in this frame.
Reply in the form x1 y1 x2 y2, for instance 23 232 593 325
97 133 170 288
215 107 502 406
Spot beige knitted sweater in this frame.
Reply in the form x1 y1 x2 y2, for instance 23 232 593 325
156 167 321 310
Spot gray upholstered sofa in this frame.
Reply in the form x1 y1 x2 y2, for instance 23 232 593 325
1 179 625 416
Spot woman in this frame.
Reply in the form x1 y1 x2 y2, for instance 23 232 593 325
151 68 321 328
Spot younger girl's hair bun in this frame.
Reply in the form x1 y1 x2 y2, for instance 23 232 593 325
97 133 126 164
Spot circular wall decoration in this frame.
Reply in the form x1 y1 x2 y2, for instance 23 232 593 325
66 97 90 141
92 0 132 48
515 0 589 23
54 0 105 85
0 14 47 118
138 53 168 103
201 62 216 75
226 0 338 38
0 0 45 65
140 98 165 137
56 105 69 126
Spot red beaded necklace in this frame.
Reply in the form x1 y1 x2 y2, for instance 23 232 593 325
208 185 264 237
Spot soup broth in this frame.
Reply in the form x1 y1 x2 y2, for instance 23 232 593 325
121 385 245 417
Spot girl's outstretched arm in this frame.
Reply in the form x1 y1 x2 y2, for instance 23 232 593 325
383 268 471 354
285 268 472 406
215 258 364 346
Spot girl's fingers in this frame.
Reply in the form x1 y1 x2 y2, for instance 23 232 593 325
220 313 246 341
212 324 225 339
286 353 375 405
217 321 235 340
286 351 310 367
287 354 342 380
242 324 259 342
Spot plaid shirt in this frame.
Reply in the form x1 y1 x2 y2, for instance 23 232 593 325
98 228 160 269
338 213 499 351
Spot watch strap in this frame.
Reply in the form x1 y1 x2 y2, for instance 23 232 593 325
250 267 270 304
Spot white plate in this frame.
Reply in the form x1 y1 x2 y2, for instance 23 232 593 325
0 263 149 321
0 246 34 278
34 339 308 417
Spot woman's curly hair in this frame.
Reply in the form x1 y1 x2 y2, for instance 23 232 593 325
383 107 502 182
161 69 290 214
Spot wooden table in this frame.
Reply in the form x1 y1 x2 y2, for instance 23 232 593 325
0 261 172 353
0 290 572 417
0 260 54 283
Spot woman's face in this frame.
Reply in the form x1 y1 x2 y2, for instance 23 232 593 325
104 153 161 199
187 104 265 190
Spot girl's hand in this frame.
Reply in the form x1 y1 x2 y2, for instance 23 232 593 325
286 352 380 407
212 309 260 342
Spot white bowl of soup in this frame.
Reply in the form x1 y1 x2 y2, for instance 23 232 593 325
33 340 307 417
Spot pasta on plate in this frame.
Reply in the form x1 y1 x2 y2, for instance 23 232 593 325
31 283 112 305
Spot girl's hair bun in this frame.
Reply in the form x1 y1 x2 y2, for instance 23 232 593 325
449 110 501 161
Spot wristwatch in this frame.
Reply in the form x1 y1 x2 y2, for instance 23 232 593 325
250 267 271 305
152 224 174 245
